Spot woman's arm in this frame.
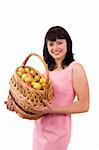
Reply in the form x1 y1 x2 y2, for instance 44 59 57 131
52 63 90 114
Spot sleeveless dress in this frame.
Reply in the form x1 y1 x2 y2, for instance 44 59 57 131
33 61 76 150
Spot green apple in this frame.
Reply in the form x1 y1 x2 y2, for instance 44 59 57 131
21 73 27 81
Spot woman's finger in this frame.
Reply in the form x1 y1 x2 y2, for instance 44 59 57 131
32 109 43 115
33 107 47 112
32 108 42 112
4 101 7 104
5 99 13 111
10 105 14 111
42 99 52 109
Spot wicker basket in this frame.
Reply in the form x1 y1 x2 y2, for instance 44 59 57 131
9 53 53 120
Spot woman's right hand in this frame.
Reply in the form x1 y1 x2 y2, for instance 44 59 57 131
4 92 14 111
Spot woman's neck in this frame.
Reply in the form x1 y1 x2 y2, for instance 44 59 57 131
55 59 63 69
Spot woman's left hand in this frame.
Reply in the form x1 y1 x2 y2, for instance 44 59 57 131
32 99 55 115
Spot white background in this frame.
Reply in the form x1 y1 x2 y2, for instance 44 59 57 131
0 0 99 150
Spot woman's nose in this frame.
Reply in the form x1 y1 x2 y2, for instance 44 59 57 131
52 43 58 50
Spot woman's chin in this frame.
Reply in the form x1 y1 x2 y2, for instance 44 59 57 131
53 54 63 59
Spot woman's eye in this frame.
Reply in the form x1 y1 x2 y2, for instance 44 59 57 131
49 43 54 46
57 42 62 44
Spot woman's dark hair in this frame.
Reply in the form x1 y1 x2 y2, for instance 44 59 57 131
43 26 75 71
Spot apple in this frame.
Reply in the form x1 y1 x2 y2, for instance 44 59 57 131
31 81 36 86
41 82 46 88
33 82 41 90
39 78 47 84
27 73 33 78
34 75 40 81
25 67 30 73
25 81 31 87
18 67 25 74
17 71 23 77
41 82 49 89
24 76 33 82
21 73 27 81
32 78 36 82
30 69 36 76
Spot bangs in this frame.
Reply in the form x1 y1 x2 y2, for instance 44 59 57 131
45 28 66 42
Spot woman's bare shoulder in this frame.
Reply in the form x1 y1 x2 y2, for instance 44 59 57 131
73 62 88 90
72 62 88 88
73 62 86 75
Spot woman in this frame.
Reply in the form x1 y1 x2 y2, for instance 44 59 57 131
5 26 89 150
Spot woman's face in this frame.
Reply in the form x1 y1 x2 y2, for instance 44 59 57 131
47 39 67 60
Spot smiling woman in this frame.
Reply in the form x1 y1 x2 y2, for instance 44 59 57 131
32 26 90 150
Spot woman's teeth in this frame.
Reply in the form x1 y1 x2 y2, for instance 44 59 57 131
53 50 62 55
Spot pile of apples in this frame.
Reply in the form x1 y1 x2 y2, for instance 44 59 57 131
17 66 48 90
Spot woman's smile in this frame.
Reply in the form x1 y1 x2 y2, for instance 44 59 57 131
52 49 62 55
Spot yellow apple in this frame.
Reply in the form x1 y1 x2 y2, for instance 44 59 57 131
25 67 30 73
39 78 47 84
41 82 46 88
30 69 36 76
24 76 33 82
18 67 25 74
34 75 40 81
33 82 41 90
32 78 36 82
41 83 49 89
31 81 36 86
17 71 23 77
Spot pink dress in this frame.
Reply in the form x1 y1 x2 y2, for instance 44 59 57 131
33 61 76 150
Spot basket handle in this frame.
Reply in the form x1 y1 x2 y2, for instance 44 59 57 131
21 53 49 81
